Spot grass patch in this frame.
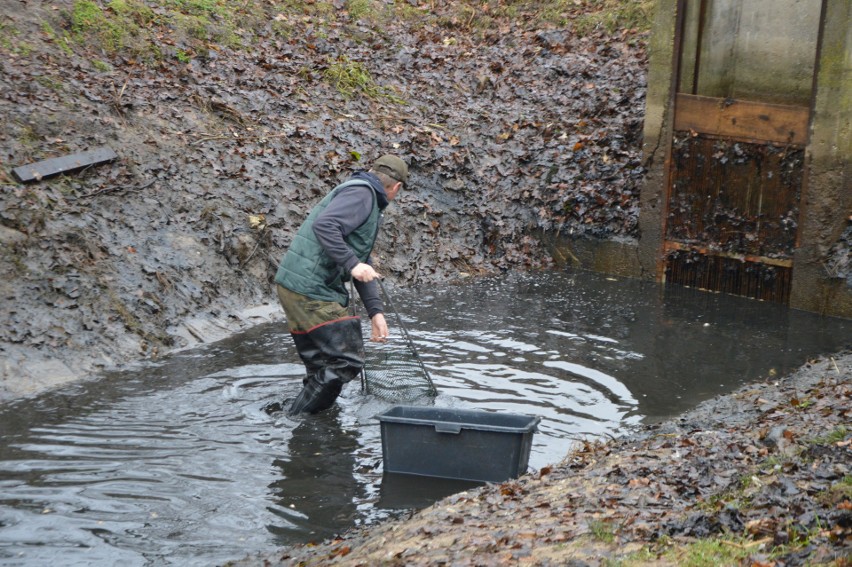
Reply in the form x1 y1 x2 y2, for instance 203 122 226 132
0 21 34 56
69 0 163 60
346 0 373 22
324 55 405 103
602 546 658 566
92 59 112 71
110 0 157 27
71 0 125 52
324 55 377 97
810 426 849 446
573 0 654 36
662 538 748 567
33 0 656 68
658 519 834 567
817 475 852 507
66 0 249 63
35 76 64 91
41 22 73 56
588 519 616 543
50 0 653 65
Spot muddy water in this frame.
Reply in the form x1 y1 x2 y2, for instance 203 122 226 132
0 270 849 565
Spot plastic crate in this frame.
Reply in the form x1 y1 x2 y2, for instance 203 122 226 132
375 406 541 483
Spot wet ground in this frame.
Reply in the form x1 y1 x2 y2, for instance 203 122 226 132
0 270 849 566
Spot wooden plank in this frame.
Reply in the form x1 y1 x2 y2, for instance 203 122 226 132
665 135 802 257
11 146 118 183
673 94 810 146
663 240 793 268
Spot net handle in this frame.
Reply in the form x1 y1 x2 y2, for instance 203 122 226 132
376 278 437 395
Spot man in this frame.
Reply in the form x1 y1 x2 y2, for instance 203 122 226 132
273 154 408 415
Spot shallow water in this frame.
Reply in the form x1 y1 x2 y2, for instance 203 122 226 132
0 270 849 565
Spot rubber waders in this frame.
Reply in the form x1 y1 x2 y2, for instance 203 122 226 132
288 317 365 415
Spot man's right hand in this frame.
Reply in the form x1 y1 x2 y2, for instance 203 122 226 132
351 262 381 283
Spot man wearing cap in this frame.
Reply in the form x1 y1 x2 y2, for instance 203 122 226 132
272 155 409 415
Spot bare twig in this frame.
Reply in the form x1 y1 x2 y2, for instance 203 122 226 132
73 179 156 200
185 324 205 342
719 537 772 549
112 79 129 119
239 226 267 268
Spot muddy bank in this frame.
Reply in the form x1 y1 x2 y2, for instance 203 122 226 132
229 352 851 566
1 1 649 400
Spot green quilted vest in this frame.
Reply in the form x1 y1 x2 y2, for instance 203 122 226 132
275 180 381 306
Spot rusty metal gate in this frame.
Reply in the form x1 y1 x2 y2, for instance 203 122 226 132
661 0 825 304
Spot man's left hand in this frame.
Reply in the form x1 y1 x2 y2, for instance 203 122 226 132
351 262 380 282
370 313 389 342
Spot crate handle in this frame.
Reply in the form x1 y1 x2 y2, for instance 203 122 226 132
434 422 462 434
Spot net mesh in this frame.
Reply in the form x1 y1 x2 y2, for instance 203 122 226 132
362 341 437 401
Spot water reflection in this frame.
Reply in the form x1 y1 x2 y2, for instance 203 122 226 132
267 407 362 543
0 270 848 566
378 473 482 510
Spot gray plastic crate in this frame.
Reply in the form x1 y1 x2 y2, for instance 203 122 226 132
376 406 541 483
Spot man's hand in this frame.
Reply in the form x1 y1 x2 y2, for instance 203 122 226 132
370 313 389 343
351 262 381 283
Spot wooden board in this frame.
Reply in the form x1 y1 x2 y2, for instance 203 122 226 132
665 135 803 258
12 146 118 183
663 241 793 268
673 94 810 146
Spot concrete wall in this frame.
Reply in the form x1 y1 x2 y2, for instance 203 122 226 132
678 0 822 105
636 0 679 281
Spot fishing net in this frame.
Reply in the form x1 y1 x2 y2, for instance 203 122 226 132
356 279 437 402
362 341 437 401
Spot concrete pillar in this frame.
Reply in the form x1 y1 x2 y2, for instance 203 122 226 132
637 0 678 280
790 1 852 317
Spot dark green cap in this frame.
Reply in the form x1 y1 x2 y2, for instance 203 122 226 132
373 155 409 184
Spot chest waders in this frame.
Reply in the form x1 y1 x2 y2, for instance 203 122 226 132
287 316 365 415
